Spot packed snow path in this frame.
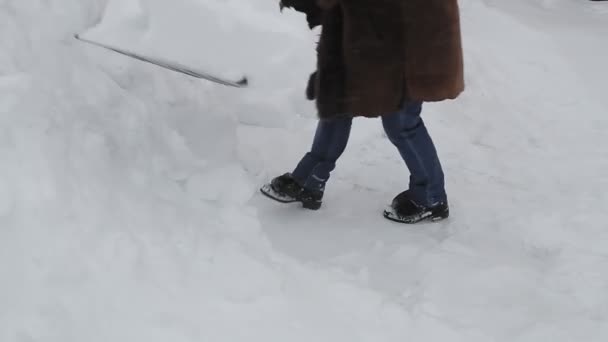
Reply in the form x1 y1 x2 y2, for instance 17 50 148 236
1 0 607 341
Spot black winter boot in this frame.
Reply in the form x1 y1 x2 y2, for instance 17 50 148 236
260 173 323 210
383 190 449 224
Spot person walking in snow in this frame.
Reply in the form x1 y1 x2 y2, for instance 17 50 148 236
261 0 465 224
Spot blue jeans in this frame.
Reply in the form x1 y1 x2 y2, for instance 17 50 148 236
291 102 447 206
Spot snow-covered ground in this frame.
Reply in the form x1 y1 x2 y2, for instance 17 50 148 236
1 0 607 341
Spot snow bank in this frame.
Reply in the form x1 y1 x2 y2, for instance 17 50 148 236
0 1 418 341
1 0 607 341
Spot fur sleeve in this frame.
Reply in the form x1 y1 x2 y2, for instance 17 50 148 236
316 0 339 10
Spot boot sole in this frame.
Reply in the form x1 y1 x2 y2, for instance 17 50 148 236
260 184 322 210
260 184 298 203
383 207 449 224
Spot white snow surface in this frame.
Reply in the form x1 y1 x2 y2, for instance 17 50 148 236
1 0 608 341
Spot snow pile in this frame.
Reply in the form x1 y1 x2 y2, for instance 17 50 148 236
0 1 418 341
1 0 607 341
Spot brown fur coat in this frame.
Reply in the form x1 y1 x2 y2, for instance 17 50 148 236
283 0 465 119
